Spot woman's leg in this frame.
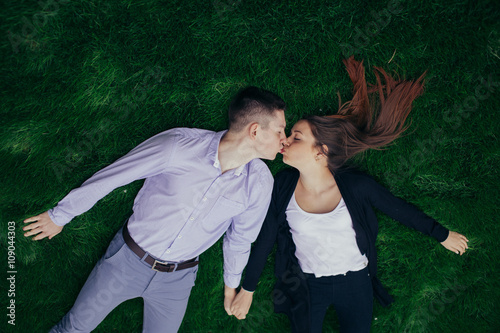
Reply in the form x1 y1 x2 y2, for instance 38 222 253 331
331 267 373 333
307 275 334 333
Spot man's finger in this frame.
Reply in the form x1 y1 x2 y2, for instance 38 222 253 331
23 216 39 223
33 232 47 241
25 228 41 237
23 222 39 231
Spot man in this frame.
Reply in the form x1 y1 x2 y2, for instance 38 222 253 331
23 86 287 332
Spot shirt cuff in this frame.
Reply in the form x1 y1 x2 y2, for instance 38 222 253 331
48 208 72 227
223 272 241 289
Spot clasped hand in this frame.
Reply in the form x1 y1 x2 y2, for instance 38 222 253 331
224 285 254 320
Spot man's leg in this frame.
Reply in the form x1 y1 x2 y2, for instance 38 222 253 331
50 228 154 333
142 265 198 333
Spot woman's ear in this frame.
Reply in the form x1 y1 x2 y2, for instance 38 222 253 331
314 145 328 161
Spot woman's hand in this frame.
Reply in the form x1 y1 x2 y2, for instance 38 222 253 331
230 288 254 319
440 231 469 255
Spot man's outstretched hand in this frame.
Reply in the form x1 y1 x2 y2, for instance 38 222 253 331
23 211 63 240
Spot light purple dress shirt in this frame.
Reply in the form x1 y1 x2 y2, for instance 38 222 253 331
48 128 273 288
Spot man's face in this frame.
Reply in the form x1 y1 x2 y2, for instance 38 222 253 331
255 110 287 160
281 120 319 168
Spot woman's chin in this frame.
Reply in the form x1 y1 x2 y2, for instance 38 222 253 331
281 156 293 167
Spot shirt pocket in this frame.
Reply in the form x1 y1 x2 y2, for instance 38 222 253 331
202 196 245 232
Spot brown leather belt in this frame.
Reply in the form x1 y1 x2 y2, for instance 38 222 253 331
122 222 199 273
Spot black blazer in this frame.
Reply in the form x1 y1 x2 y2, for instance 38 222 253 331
242 167 449 332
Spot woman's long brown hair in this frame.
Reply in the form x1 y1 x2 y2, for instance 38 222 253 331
307 56 426 172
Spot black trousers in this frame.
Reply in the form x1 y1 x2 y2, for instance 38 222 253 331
306 266 373 333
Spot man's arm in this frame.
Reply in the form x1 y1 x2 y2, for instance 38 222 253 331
222 171 273 316
230 171 286 319
23 130 178 240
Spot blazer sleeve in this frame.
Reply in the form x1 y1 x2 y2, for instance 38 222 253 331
361 174 449 242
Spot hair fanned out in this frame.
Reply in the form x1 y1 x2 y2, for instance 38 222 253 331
307 56 426 172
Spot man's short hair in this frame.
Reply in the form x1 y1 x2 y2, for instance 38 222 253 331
228 86 286 132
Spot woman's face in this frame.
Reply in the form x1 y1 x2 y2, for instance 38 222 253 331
281 120 321 168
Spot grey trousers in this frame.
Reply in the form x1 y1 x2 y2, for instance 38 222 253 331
50 227 198 333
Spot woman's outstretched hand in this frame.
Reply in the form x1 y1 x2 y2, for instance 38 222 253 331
230 288 254 319
440 231 469 255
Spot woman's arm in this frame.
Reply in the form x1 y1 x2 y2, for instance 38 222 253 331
363 174 468 253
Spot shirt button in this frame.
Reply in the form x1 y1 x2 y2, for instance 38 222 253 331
166 250 171 254
178 235 182 239
202 197 207 201
189 217 194 221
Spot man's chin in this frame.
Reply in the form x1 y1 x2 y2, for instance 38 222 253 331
265 153 278 161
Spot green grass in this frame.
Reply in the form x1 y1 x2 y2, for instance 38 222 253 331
1 0 499 332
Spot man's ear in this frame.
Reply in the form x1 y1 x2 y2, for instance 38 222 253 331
248 123 259 140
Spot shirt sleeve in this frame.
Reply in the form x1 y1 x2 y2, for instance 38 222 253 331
362 174 449 242
222 169 273 288
241 174 283 292
48 130 179 226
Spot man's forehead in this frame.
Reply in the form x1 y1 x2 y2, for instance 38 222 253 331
273 110 286 127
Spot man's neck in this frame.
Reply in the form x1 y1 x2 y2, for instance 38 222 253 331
217 131 256 174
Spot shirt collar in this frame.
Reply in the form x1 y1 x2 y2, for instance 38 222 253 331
208 130 247 177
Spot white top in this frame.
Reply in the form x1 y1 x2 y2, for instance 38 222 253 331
286 193 368 277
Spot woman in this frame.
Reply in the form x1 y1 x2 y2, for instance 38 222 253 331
229 57 469 332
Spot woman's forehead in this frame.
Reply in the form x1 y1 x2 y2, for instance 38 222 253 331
291 120 310 132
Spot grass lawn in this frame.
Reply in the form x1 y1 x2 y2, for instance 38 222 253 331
1 0 499 332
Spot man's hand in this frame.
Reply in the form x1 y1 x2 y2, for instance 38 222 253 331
441 231 469 255
230 288 254 320
224 285 237 316
23 211 63 240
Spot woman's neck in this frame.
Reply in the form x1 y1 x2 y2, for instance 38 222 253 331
297 165 336 195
